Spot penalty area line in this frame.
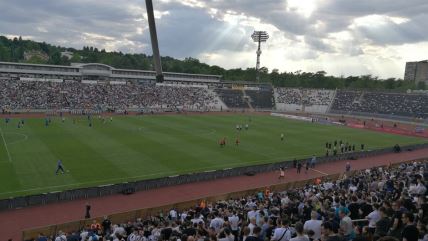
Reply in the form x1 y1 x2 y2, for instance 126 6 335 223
0 126 12 163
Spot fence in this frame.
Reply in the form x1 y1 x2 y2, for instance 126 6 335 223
2 143 428 212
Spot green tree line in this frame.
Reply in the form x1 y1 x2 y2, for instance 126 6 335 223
0 36 424 90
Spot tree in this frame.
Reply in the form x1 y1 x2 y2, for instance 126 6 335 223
417 81 426 90
49 51 61 64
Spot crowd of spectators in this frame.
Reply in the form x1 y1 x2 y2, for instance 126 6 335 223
276 88 302 105
3 79 428 118
0 80 219 111
302 90 334 106
275 88 334 106
330 91 428 118
330 91 361 113
35 161 428 241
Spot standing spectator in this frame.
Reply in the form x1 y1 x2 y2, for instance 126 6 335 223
375 207 390 238
345 162 351 172
248 217 257 235
210 212 225 234
310 156 316 168
389 201 405 238
278 167 285 180
304 211 322 241
85 202 91 219
401 212 419 241
305 161 310 174
290 223 309 241
348 196 360 220
246 226 263 241
229 210 240 241
339 210 353 241
271 218 291 241
169 208 178 221
297 162 302 174
366 204 381 234
102 216 112 237
321 222 343 241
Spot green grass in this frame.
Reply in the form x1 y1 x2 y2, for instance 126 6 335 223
0 114 426 199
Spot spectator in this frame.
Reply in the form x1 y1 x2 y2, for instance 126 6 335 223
304 211 322 241
290 223 309 241
401 212 419 241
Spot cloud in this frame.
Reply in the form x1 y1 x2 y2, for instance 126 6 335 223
153 3 255 58
351 14 428 45
0 0 428 79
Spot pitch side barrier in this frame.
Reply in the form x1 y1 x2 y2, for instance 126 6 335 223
330 110 428 124
1 143 428 212
22 159 422 241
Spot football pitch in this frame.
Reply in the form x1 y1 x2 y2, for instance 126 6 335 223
0 113 426 198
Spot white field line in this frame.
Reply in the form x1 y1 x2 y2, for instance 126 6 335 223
5 132 29 145
0 126 12 163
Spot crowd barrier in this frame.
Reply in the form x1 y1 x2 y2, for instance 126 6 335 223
2 143 428 212
22 159 415 241
330 110 428 124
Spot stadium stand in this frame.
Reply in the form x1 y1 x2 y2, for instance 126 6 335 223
2 76 428 119
330 90 428 118
275 88 335 113
0 79 219 112
42 161 428 241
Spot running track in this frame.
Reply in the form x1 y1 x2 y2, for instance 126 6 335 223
1 148 428 241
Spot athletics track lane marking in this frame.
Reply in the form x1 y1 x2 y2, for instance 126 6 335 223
0 126 12 163
310 168 328 175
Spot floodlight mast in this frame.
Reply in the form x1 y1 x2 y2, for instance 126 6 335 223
145 0 164 82
251 31 269 82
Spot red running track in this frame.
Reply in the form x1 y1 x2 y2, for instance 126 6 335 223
1 148 428 241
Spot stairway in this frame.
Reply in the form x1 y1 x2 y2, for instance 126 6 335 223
242 89 254 110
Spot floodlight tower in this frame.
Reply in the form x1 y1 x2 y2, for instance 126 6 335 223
145 0 164 82
251 31 269 82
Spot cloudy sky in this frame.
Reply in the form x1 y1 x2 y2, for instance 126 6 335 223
1 0 428 79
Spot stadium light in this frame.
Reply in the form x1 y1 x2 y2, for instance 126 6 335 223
145 0 164 82
251 31 269 82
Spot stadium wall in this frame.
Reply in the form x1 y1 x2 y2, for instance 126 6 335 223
2 143 428 213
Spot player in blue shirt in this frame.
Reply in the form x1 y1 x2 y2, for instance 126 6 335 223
55 159 65 175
